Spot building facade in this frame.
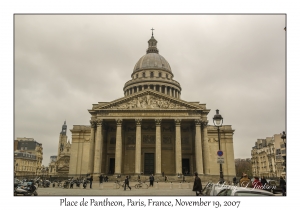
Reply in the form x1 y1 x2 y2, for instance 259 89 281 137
251 134 284 178
69 33 236 181
14 137 43 177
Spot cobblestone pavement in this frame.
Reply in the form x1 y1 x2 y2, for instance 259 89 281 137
37 182 196 196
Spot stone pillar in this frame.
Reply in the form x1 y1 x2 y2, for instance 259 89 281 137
136 86 139 92
135 119 142 175
201 120 210 174
164 86 167 94
179 92 181 99
142 85 144 91
172 89 175 97
115 119 123 174
93 119 103 176
88 120 96 174
175 119 182 175
195 119 204 174
155 119 162 175
159 85 162 93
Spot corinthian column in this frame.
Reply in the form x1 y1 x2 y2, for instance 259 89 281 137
93 119 103 176
115 119 123 175
195 119 204 174
135 119 142 175
201 120 210 174
88 120 96 174
175 119 182 175
155 119 162 175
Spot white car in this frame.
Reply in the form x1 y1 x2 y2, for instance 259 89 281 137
216 186 275 196
202 182 233 196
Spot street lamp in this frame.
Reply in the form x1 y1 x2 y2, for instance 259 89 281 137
281 131 286 174
213 109 224 183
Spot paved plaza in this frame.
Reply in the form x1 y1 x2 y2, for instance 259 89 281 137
37 182 196 196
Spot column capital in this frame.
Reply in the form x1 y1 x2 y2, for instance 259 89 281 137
194 119 201 126
201 120 208 128
116 119 123 126
90 120 97 128
155 118 162 126
135 118 142 126
174 119 181 126
96 119 103 126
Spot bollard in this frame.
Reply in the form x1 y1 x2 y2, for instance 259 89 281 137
179 182 182 189
170 182 173 189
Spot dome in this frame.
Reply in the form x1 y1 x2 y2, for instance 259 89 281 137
133 53 172 73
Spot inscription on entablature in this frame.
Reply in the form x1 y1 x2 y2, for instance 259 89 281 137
103 112 190 117
142 135 155 144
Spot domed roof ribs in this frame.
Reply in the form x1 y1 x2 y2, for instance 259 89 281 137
147 28 159 54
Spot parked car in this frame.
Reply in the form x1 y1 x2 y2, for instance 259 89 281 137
216 186 274 196
202 182 232 196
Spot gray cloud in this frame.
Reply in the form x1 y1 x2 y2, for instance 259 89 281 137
14 15 285 165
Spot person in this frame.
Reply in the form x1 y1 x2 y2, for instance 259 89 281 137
165 175 168 182
124 175 131 191
260 176 267 187
137 175 140 182
239 174 252 188
233 177 237 186
192 172 202 196
99 174 103 184
252 176 262 189
280 176 286 196
149 174 154 187
89 176 93 189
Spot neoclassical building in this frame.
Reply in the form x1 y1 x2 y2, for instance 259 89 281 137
69 32 236 181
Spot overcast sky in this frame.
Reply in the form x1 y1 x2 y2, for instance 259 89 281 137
14 15 286 166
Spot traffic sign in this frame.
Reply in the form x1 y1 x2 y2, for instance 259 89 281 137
217 157 224 164
217 150 223 156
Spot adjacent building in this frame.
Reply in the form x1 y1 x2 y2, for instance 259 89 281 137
251 134 285 178
69 32 236 182
14 137 43 177
48 121 72 177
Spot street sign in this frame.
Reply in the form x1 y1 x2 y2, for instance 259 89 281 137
217 150 223 156
217 157 224 164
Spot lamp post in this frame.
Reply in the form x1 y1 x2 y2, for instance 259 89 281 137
213 109 224 183
281 131 286 174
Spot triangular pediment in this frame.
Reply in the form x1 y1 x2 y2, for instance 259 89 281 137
93 90 204 110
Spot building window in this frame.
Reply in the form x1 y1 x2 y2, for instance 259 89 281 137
150 72 154 78
136 74 138 78
143 72 146 77
159 72 162 77
166 74 168 78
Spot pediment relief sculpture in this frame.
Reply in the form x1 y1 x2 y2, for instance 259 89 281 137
97 93 199 110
